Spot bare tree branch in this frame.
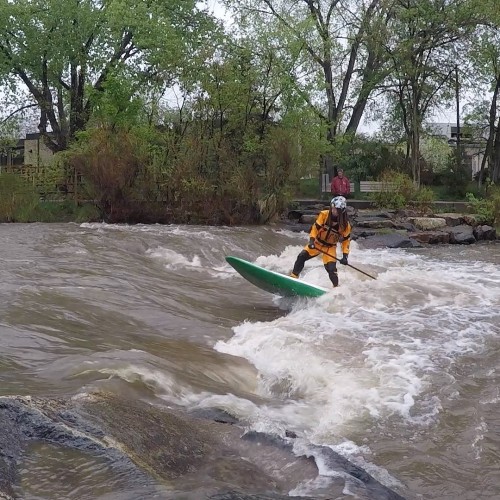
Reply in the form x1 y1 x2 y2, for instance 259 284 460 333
0 104 39 126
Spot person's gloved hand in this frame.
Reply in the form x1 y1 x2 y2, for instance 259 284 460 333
339 253 348 265
308 238 316 249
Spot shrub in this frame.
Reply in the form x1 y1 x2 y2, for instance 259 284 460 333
466 188 500 226
410 185 436 214
74 203 102 223
372 171 437 212
373 171 417 209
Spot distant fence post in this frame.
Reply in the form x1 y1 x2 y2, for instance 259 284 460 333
321 173 330 194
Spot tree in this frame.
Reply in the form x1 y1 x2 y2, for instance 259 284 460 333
466 10 500 184
223 0 391 174
171 33 325 203
0 0 216 152
381 0 478 185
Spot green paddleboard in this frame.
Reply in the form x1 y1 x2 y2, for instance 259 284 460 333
226 256 328 298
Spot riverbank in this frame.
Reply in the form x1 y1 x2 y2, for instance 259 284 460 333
284 200 498 248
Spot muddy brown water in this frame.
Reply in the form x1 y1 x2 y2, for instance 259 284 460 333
1 222 499 499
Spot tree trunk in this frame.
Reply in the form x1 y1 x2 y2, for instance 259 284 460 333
346 50 378 134
478 145 489 186
492 116 500 183
484 76 500 184
411 88 421 186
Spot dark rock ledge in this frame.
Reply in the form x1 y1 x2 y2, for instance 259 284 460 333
0 392 406 499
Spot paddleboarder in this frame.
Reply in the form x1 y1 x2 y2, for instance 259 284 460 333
290 196 351 288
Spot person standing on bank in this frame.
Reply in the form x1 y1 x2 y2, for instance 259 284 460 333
290 196 351 288
331 168 351 198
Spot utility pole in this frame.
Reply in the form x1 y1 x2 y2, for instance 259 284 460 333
455 65 461 171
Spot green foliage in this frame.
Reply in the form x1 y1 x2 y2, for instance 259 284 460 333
373 171 417 209
380 0 478 184
430 182 482 201
224 0 389 139
332 135 406 182
294 177 320 199
14 200 100 223
372 170 435 211
433 152 472 198
74 203 102 223
0 0 218 150
87 73 145 130
62 90 314 224
412 185 437 213
0 172 101 221
466 188 500 225
420 135 453 174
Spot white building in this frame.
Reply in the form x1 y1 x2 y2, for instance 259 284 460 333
427 122 488 179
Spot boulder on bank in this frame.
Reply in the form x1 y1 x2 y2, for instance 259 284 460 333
408 217 447 231
474 225 497 240
448 224 476 244
437 213 467 227
409 230 450 245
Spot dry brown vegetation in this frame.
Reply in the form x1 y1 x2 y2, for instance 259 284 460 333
65 121 302 225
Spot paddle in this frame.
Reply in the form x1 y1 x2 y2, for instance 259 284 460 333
312 244 377 280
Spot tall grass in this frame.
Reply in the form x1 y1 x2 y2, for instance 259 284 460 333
0 174 39 222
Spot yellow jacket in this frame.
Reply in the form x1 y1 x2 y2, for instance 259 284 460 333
310 210 351 254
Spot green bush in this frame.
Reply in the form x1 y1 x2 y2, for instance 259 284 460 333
373 171 417 209
0 175 101 222
372 171 436 212
430 182 483 201
74 203 102 223
294 177 320 198
410 185 436 213
466 188 500 226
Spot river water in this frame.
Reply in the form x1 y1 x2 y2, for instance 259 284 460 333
1 222 499 499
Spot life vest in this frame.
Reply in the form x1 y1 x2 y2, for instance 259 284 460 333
310 210 351 253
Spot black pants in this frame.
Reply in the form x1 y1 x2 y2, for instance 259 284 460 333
292 250 339 287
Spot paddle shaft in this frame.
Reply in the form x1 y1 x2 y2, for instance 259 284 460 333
312 245 377 280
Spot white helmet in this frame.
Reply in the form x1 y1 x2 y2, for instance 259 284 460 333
331 196 347 210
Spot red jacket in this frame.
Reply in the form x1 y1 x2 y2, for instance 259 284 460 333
331 175 350 196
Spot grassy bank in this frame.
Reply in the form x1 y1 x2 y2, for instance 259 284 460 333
0 199 101 223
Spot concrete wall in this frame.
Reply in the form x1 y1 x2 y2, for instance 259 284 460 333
24 138 54 167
